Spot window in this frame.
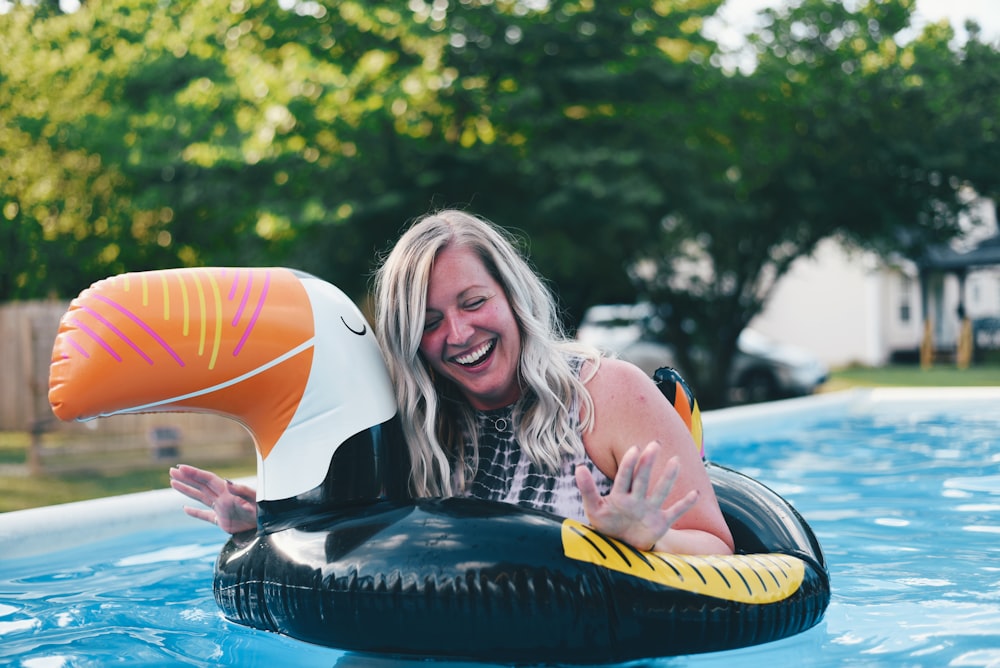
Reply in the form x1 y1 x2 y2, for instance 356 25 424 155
899 277 912 323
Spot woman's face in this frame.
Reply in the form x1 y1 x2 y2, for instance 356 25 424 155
419 245 523 411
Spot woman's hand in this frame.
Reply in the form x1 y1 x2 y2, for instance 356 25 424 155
575 441 699 551
169 464 258 534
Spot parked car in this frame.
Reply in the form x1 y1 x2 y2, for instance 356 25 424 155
576 304 829 404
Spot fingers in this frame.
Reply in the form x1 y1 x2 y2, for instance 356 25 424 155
646 454 680 508
182 505 216 525
613 445 640 494
575 465 601 518
227 479 258 504
170 465 214 494
577 441 700 551
171 464 216 486
171 465 258 533
170 477 213 508
628 441 666 498
663 489 700 526
174 465 230 499
170 465 257 506
616 442 673 501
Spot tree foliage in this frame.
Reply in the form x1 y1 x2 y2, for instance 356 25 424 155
1 0 997 405
1 0 725 308
630 0 1000 403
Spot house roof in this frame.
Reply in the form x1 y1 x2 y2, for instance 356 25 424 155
918 233 1000 272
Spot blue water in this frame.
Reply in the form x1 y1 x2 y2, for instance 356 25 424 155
2 400 999 667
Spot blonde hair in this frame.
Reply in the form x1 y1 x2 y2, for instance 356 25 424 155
373 210 600 496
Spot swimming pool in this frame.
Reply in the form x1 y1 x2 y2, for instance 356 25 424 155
2 387 998 667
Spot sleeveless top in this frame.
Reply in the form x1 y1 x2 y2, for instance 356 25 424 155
460 359 613 523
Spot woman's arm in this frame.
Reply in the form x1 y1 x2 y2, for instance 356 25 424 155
169 464 258 534
577 358 735 555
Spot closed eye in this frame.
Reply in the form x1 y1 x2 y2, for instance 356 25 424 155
463 296 488 310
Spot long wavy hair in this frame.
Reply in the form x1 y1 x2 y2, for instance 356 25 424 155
372 210 601 497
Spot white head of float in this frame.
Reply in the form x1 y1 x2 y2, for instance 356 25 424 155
255 273 397 501
48 267 398 503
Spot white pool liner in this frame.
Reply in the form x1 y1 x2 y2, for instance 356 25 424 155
0 478 254 560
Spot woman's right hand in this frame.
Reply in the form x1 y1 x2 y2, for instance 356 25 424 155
169 464 258 534
576 442 698 551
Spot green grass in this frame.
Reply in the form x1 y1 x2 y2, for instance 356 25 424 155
820 363 1000 392
0 431 29 465
1 363 997 513
0 465 253 514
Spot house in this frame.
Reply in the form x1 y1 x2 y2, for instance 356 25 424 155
747 198 1000 369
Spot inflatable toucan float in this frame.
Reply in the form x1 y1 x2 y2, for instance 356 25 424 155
48 267 830 664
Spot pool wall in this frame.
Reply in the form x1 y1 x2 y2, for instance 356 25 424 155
2 387 998 561
0 476 255 560
702 385 1000 441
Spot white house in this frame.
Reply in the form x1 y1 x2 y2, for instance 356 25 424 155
748 198 1000 369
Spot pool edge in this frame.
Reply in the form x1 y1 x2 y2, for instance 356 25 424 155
0 477 254 560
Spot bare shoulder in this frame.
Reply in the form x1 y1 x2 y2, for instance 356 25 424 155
581 357 690 469
583 356 664 407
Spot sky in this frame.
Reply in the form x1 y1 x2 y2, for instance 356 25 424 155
26 0 1000 43
707 0 1000 57
910 0 1000 38
35 0 999 33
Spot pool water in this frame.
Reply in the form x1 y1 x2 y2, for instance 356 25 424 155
2 389 999 667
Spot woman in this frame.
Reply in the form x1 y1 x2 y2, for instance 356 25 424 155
171 210 734 554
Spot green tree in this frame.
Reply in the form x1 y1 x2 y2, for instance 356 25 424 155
3 0 995 410
295 0 726 313
1 6 129 298
907 20 1000 222
1 0 445 300
0 0 775 323
631 0 999 405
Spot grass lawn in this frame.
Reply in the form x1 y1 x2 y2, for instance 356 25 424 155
820 363 1000 392
0 428 254 513
0 464 255 514
1 363 997 513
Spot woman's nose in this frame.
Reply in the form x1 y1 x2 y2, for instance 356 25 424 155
445 314 474 345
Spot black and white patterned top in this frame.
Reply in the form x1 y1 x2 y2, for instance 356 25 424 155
462 404 613 523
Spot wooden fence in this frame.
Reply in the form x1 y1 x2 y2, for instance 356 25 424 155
0 300 254 474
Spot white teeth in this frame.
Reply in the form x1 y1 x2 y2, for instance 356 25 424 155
455 340 494 366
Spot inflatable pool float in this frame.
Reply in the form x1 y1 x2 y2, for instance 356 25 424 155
49 267 830 663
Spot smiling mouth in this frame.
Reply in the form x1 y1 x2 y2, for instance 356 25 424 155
452 339 496 367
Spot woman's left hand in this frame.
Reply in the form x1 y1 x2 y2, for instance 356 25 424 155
169 464 258 534
575 441 699 551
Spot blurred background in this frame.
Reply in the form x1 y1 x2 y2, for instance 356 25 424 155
1 0 998 508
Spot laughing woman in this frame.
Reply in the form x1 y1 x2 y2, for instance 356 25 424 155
171 210 734 555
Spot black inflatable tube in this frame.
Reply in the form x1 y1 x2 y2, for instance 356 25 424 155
214 463 830 663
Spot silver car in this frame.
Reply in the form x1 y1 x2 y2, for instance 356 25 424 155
576 304 829 404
